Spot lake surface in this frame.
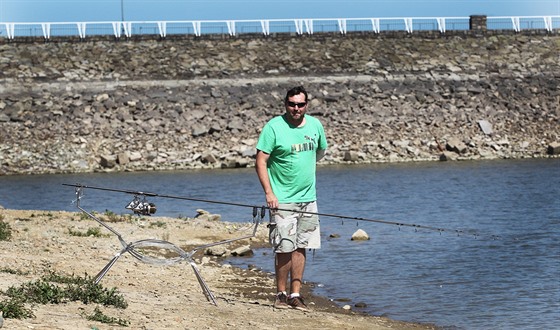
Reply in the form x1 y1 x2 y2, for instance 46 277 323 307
1 158 558 329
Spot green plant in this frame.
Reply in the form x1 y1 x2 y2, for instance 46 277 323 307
1 272 128 320
84 306 130 327
68 227 108 238
102 210 132 223
0 267 29 276
0 296 34 319
149 221 167 229
0 217 12 241
103 210 120 222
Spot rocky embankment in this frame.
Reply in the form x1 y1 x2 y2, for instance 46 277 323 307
0 32 559 175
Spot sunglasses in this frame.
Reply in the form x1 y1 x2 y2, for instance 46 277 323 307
286 101 307 108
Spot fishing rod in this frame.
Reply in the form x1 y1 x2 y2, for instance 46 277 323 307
62 183 493 239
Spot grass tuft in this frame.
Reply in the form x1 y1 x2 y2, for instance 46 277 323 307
0 215 12 241
0 271 128 320
84 306 130 327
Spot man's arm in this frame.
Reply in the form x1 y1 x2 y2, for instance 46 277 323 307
255 150 279 209
316 149 326 162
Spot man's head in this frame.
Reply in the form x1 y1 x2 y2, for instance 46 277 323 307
285 86 308 104
284 86 308 126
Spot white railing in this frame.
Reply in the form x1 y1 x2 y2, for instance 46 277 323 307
1 15 558 40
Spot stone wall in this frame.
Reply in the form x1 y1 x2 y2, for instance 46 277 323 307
0 31 559 175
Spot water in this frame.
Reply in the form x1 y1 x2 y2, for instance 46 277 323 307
0 159 558 329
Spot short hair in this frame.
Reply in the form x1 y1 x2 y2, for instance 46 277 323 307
285 86 308 103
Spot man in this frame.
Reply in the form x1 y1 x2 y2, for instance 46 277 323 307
255 86 328 311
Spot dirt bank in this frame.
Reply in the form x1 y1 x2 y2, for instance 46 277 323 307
0 209 436 329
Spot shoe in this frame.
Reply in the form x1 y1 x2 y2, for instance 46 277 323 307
273 292 290 309
288 295 310 312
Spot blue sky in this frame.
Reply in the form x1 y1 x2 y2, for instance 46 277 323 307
1 0 559 23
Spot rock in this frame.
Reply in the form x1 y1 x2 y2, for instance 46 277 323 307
231 245 253 256
478 120 493 135
343 151 359 162
205 246 228 257
547 142 560 155
201 152 218 164
446 138 468 154
194 209 221 221
192 125 208 137
99 154 117 168
240 146 256 158
439 152 457 161
129 151 142 162
227 118 245 131
351 229 370 241
118 152 129 165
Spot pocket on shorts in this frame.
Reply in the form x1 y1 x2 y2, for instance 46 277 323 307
268 223 279 247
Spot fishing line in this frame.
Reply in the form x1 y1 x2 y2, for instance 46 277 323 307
63 183 497 239
67 184 265 305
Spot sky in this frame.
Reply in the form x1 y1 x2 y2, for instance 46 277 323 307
0 0 559 23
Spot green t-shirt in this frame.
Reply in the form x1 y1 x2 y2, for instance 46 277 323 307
256 114 328 203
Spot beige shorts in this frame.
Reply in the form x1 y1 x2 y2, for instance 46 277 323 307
269 201 321 253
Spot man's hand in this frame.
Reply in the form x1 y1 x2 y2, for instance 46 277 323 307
265 192 279 210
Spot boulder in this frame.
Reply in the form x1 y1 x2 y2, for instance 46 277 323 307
439 151 457 161
99 154 117 168
446 138 468 154
547 142 560 155
194 209 221 221
478 120 493 135
231 245 253 256
343 151 359 162
205 246 228 257
351 229 370 241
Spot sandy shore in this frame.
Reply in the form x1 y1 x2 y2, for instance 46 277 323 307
0 209 436 329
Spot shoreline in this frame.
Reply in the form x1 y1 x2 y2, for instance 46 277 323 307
0 153 558 177
0 209 438 329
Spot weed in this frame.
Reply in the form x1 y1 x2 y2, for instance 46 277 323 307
68 227 108 238
84 306 130 327
102 210 132 223
103 210 121 222
149 221 167 229
1 271 128 320
0 297 34 319
0 267 29 276
0 217 12 241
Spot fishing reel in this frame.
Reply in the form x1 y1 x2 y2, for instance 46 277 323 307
125 195 157 216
